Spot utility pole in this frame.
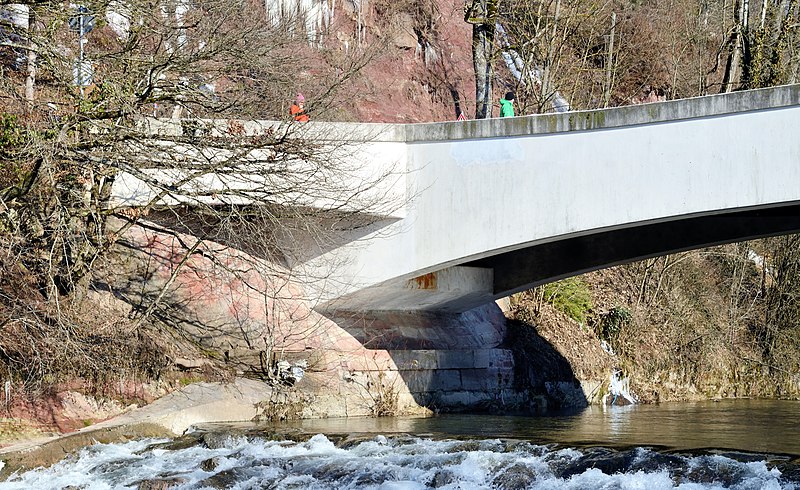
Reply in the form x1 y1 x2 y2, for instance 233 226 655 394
69 5 95 99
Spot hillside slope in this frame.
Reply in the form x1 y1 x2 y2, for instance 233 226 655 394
509 243 800 404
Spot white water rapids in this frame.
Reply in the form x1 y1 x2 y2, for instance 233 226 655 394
1 433 797 489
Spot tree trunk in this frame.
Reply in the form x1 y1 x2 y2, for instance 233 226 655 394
721 0 745 92
473 22 494 118
466 0 498 119
25 8 36 106
603 12 616 107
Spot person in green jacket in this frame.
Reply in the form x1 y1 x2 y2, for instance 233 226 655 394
500 91 515 117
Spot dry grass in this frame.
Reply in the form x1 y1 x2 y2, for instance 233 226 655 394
510 244 800 403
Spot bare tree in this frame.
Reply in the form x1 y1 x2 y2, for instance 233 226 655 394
0 0 395 385
760 236 800 375
497 0 612 112
721 0 800 91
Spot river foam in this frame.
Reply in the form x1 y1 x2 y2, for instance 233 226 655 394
1 433 797 489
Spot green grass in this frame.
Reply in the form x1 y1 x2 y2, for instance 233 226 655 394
543 277 593 324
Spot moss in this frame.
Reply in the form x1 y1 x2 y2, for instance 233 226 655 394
591 110 606 128
178 376 201 387
546 115 558 133
565 111 606 131
543 277 593 325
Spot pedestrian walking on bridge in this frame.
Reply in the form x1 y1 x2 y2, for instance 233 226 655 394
290 93 309 122
500 92 515 117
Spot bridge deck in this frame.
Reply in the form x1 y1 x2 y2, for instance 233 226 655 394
112 85 800 312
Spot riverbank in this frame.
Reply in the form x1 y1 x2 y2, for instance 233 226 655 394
0 378 280 477
3 239 800 478
0 375 432 477
509 257 800 404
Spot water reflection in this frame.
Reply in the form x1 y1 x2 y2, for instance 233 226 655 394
276 399 800 456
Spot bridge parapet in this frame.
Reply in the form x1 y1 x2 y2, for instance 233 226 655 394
405 84 800 141
133 117 407 141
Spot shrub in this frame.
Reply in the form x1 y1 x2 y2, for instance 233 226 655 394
543 277 593 324
596 305 632 341
0 113 23 152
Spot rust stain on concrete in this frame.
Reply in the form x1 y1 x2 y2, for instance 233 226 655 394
411 272 437 289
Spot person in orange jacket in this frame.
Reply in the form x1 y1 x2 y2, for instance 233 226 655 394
290 93 309 122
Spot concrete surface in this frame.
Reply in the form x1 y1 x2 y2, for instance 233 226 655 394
307 84 800 311
112 85 800 312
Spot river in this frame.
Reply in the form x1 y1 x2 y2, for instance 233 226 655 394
2 399 799 489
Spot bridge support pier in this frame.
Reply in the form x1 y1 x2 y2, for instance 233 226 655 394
326 266 495 312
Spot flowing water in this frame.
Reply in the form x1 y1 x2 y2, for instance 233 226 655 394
2 399 800 489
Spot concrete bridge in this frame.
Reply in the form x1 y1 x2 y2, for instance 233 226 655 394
113 85 800 313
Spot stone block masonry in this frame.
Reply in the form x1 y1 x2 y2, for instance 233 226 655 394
386 349 517 405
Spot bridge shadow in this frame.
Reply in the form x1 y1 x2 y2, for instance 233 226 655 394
96 217 589 414
93 217 301 375
136 208 399 266
504 318 591 411
331 308 589 414
92 250 270 375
